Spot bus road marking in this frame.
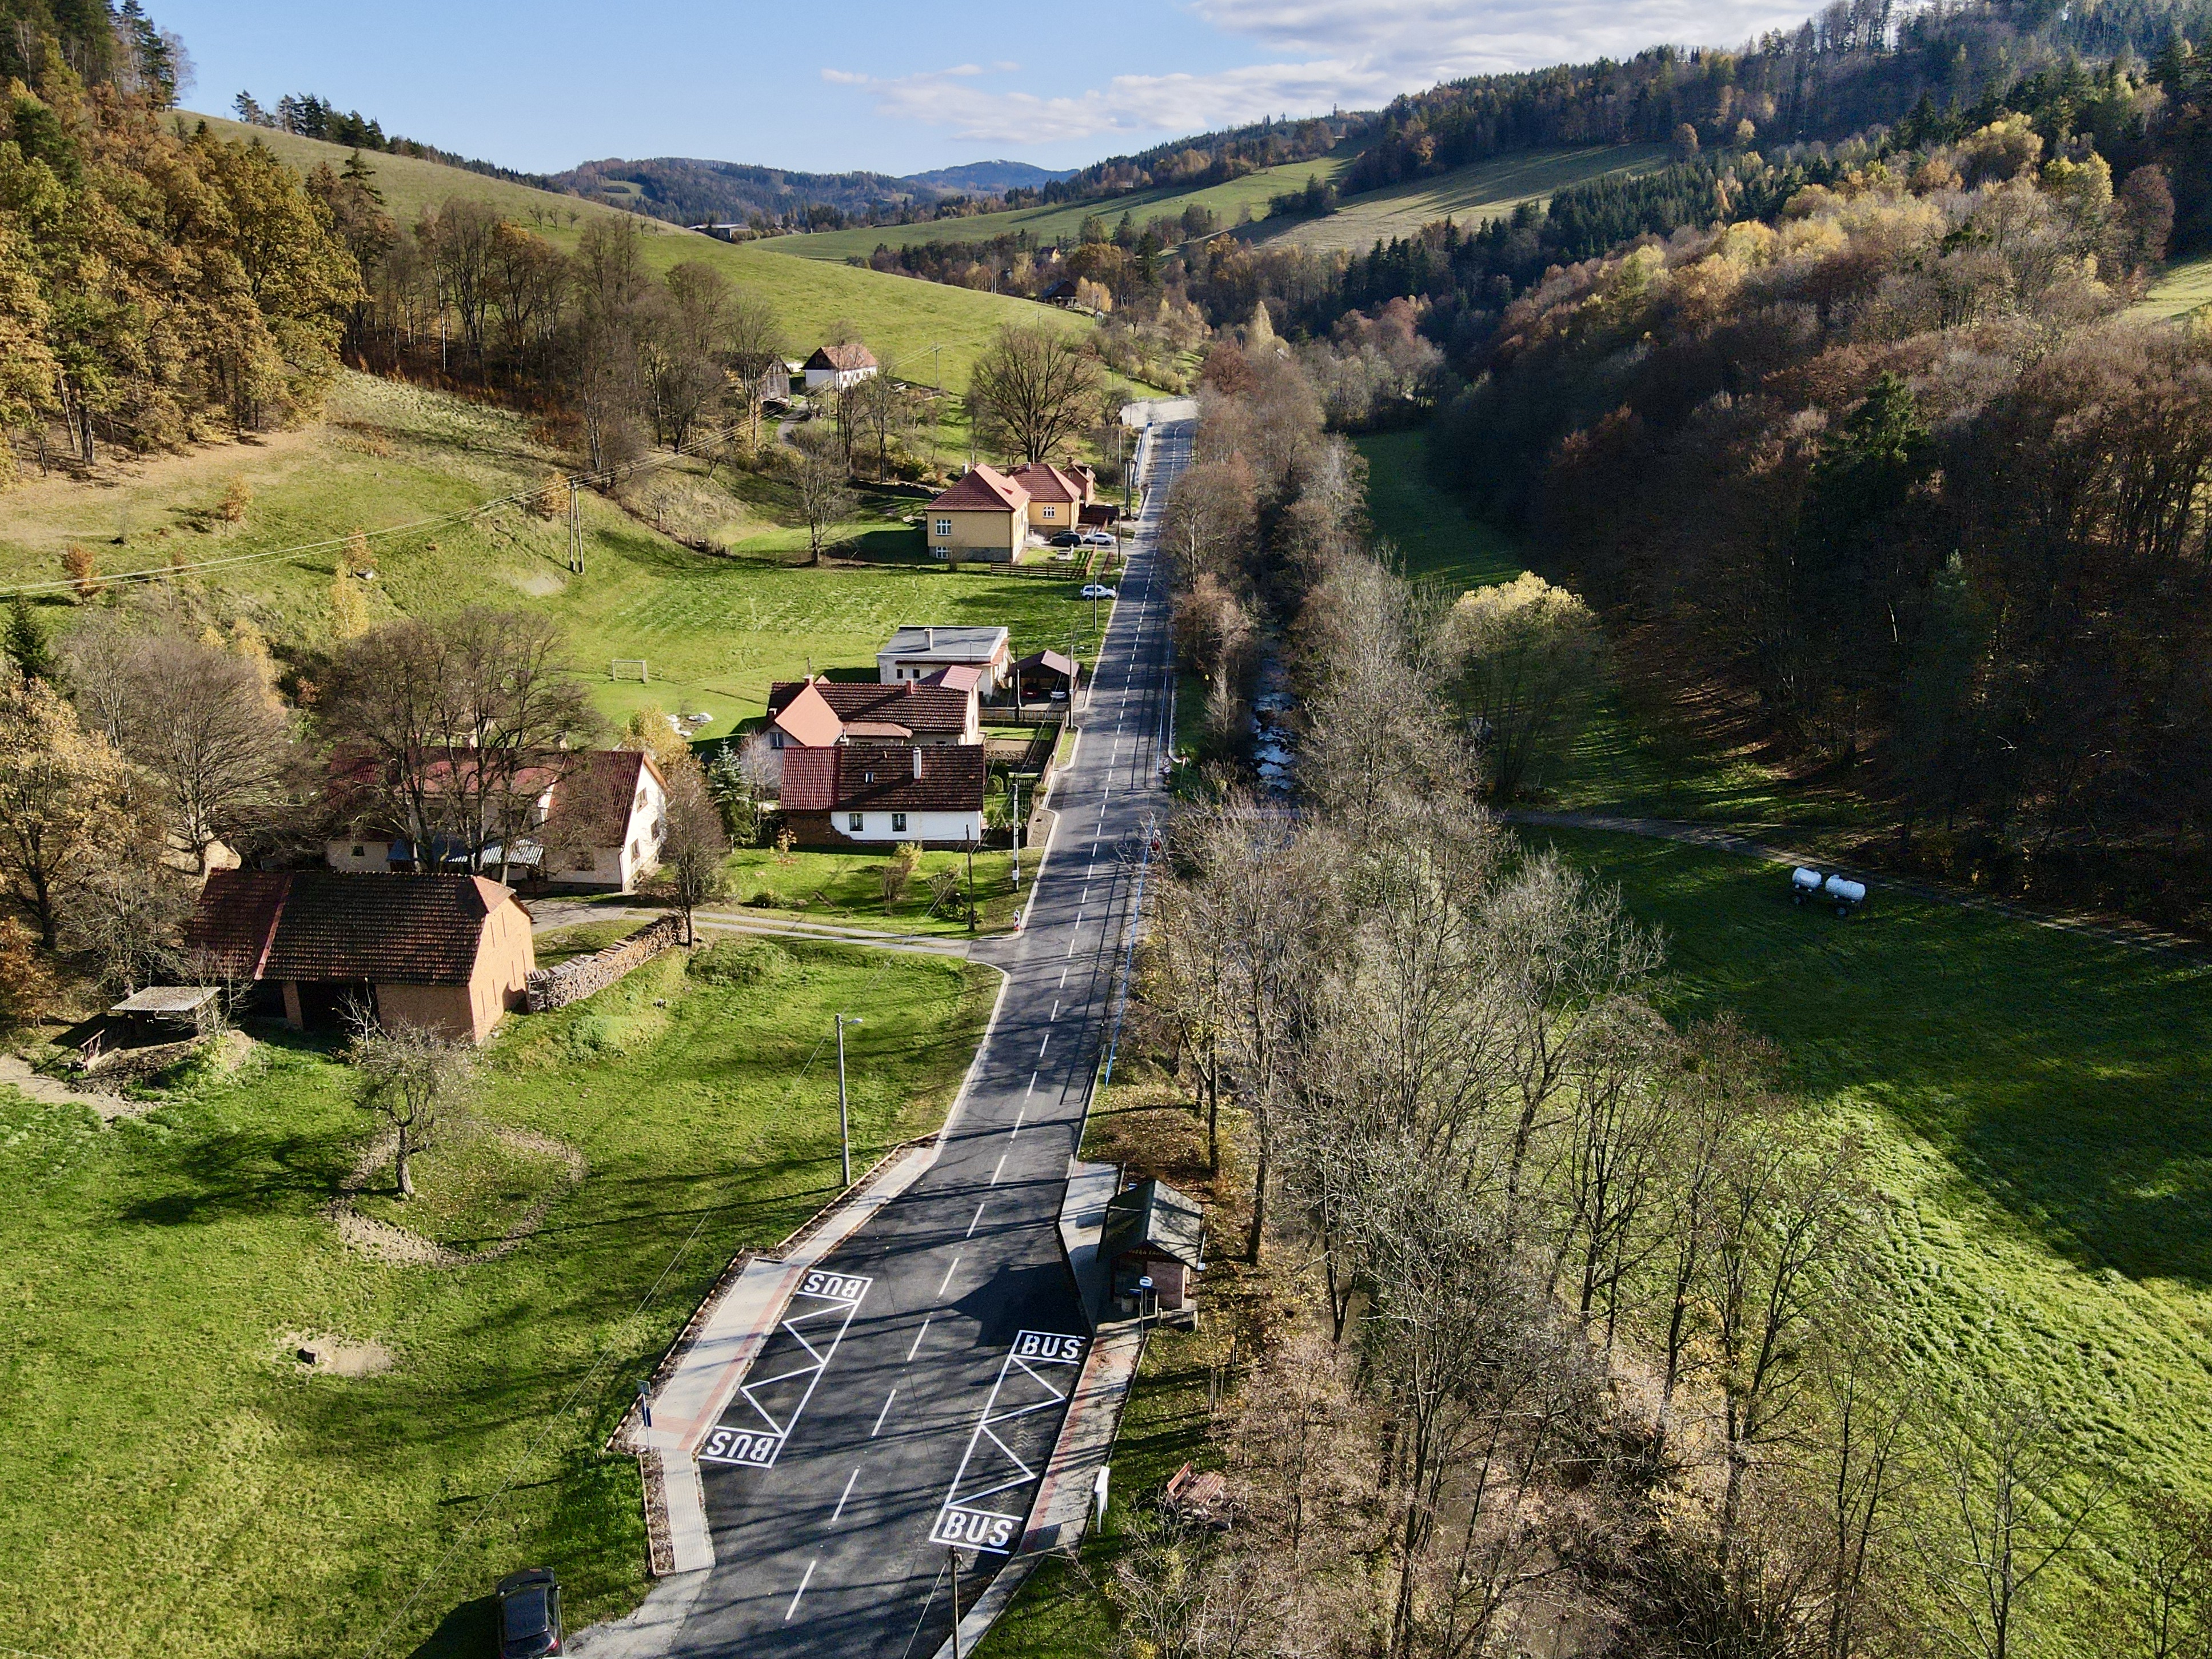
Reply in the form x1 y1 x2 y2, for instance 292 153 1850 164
697 1270 871 1471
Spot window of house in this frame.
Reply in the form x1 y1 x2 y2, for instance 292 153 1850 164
771 730 785 749
849 812 865 832
629 839 640 864
350 844 365 859
1042 507 1056 520
634 788 648 811
934 519 952 537
861 769 875 783
891 812 909 833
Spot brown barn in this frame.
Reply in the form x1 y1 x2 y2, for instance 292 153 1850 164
186 871 536 1045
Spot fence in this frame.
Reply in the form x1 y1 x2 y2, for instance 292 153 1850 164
526 915 683 1013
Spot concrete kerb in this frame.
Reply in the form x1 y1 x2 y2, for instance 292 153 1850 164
613 962 1015 1577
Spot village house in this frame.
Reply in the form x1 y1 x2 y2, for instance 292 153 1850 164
325 749 668 895
923 464 1028 562
185 870 536 1045
801 342 879 393
766 676 982 749
777 744 987 850
728 350 792 405
1005 461 1096 536
876 624 1012 689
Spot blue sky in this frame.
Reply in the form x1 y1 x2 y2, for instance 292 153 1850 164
161 0 1818 177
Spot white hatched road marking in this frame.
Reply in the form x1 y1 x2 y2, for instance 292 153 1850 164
928 1330 1089 1554
697 1270 871 1469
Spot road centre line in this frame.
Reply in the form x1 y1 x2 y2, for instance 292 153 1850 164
1050 1000 1059 1021
939 1254 961 1295
785 1559 816 1620
871 1390 896 1437
967 1201 987 1237
906 1318 931 1362
991 1152 1007 1185
831 1467 860 1524
1039 1033 1050 1058
1025 1070 1037 1097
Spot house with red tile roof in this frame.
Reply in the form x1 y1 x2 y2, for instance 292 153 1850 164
324 749 668 895
766 677 981 749
923 464 1029 562
777 744 987 850
1005 461 1096 537
185 870 536 1044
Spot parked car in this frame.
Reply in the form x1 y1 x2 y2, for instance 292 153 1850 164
1080 584 1117 600
496 1568 562 1658
1048 531 1083 548
1079 529 1116 547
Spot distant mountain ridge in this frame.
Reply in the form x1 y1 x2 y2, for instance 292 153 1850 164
546 154 1074 230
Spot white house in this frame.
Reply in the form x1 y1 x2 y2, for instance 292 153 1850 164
801 342 880 393
778 744 987 850
325 749 669 895
876 624 1012 689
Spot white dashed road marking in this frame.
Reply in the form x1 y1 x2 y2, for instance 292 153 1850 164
967 1201 987 1237
871 1390 896 1437
906 1318 931 1363
785 1559 816 1620
939 1254 961 1295
831 1468 860 1525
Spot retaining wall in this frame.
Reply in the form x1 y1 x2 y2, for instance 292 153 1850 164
526 916 682 1012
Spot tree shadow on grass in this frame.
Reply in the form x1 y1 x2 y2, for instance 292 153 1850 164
114 1128 354 1227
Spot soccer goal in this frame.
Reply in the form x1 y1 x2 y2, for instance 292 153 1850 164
609 658 649 683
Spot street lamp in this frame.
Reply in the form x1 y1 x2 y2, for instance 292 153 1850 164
1011 776 1023 891
835 1013 864 1186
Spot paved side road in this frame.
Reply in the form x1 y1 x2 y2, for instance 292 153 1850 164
639 421 1190 1658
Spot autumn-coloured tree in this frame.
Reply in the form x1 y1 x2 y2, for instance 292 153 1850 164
0 675 141 947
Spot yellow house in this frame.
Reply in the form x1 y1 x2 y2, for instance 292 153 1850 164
924 465 1029 562
1007 461 1094 535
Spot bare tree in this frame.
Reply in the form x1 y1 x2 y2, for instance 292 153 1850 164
1914 1385 2109 1659
786 427 854 564
2125 1489 2212 1659
71 630 298 873
320 608 600 878
969 324 1104 463
652 749 730 944
348 1018 480 1199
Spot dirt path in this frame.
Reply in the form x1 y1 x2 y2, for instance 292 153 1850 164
1505 810 2205 958
0 1053 152 1120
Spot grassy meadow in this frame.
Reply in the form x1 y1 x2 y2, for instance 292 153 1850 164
0 372 1112 741
1260 143 1672 253
187 114 1097 386
764 151 1363 264
1526 828 2212 1585
2134 249 2212 321
0 937 996 1658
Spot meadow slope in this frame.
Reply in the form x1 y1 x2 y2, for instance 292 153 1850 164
187 113 1095 382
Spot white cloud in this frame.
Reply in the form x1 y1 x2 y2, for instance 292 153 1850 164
828 0 1816 146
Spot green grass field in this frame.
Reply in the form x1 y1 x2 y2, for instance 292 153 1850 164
717 844 1019 935
0 938 996 1658
763 152 1363 264
0 372 1110 741
188 114 1096 386
1258 143 1672 253
1356 428 1525 592
1524 827 2212 1590
2133 249 2212 321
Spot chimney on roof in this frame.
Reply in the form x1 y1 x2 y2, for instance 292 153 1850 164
925 627 935 649
912 746 923 779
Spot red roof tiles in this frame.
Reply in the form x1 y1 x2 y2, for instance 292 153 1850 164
186 871 518 986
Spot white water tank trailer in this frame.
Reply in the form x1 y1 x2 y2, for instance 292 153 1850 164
1791 867 1823 904
1823 873 1867 916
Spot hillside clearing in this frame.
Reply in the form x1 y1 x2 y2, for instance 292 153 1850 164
187 114 1097 384
0 373 1110 740
764 151 1363 264
0 940 996 1659
2134 249 2212 320
1257 143 1673 253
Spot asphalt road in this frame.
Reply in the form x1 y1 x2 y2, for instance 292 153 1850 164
669 420 1192 1658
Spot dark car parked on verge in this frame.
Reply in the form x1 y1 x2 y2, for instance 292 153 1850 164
496 1568 562 1657
1047 531 1083 547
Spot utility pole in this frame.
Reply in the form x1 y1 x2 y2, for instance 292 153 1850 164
1011 777 1022 891
948 1548 964 1657
567 481 583 575
835 1013 863 1186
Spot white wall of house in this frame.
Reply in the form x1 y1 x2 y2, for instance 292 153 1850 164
546 767 668 892
833 809 979 844
328 839 394 872
805 365 878 392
